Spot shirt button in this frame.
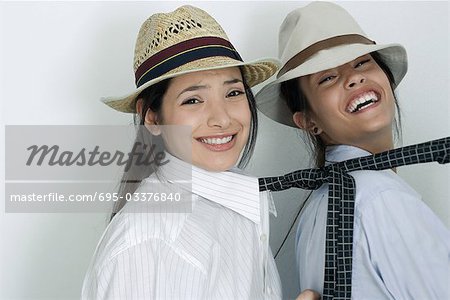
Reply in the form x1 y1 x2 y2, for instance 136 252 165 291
260 234 267 242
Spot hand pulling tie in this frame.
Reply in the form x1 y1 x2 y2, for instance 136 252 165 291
259 137 449 300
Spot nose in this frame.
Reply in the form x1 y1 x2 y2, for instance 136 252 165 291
206 99 231 128
345 72 366 89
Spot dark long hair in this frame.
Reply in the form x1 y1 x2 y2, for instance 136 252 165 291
280 51 402 167
110 69 258 220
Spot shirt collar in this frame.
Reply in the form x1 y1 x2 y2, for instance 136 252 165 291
157 152 262 224
325 144 371 164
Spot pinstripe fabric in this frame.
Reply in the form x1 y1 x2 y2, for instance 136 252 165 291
82 153 282 299
259 137 449 299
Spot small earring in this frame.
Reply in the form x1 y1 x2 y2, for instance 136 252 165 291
313 127 319 134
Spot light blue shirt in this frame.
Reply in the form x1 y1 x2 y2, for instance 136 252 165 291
295 145 450 300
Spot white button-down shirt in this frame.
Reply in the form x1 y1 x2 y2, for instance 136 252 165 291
296 145 450 299
82 153 282 299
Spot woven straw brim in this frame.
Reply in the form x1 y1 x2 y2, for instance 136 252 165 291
102 56 280 113
256 43 407 127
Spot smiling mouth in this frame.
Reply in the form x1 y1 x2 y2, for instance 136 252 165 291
198 135 235 145
347 91 380 113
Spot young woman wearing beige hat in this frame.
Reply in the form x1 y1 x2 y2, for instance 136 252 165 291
257 2 449 299
80 5 322 300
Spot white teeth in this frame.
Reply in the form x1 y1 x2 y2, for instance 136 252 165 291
200 136 233 145
347 91 379 113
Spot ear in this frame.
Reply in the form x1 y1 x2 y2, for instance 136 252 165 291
292 111 308 129
136 98 162 136
293 111 322 135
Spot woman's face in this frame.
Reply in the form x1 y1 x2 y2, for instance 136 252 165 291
153 67 251 171
297 54 396 153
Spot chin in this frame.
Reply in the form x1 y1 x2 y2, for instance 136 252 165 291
193 157 238 172
365 120 394 135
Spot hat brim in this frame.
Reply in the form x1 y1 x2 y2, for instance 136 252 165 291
102 56 280 113
256 43 407 127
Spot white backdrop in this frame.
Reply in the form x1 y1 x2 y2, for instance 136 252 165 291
1 1 448 299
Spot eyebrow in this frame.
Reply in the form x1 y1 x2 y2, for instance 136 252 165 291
177 78 243 97
178 85 208 97
224 78 243 85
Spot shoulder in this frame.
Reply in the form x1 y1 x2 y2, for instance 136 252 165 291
87 208 189 273
89 188 228 275
352 170 449 241
88 178 194 270
299 170 421 221
351 170 431 226
351 169 420 208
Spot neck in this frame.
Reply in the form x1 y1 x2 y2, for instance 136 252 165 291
341 135 397 172
360 138 394 154
347 131 395 155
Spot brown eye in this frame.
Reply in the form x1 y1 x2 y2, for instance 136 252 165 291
181 98 201 105
355 59 371 68
226 90 244 98
319 75 336 85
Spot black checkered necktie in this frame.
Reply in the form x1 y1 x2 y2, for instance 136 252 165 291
259 137 449 300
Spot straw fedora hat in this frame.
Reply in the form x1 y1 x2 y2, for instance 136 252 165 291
256 1 408 127
103 5 280 113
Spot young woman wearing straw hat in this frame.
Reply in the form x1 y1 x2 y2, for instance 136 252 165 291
81 5 320 299
256 2 449 299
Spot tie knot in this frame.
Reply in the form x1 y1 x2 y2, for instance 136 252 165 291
326 163 343 176
285 166 335 190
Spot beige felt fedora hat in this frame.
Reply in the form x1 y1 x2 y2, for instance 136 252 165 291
256 1 408 127
103 5 280 113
